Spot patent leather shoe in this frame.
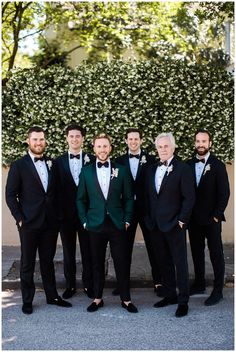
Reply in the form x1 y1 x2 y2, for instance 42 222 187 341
87 300 104 312
22 303 33 315
175 303 188 317
47 296 72 307
154 296 178 308
62 288 76 299
121 302 138 313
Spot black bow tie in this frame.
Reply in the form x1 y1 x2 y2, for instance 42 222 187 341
157 160 168 167
97 161 109 168
70 154 80 160
34 156 45 162
129 154 140 159
194 157 205 164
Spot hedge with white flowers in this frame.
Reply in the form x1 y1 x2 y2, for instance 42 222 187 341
2 59 233 165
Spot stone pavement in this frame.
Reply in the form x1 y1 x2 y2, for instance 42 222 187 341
2 243 234 290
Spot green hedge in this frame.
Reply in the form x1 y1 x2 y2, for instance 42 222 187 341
2 59 234 165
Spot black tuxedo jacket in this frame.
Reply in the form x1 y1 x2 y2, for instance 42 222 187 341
187 153 230 225
5 153 58 230
144 157 195 232
115 150 156 212
54 151 95 221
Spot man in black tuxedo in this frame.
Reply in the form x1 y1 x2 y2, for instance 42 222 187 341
114 128 161 296
188 129 230 306
145 132 195 317
5 126 71 314
76 133 138 313
54 124 95 299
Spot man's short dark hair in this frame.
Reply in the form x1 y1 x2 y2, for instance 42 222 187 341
27 126 45 137
125 128 143 139
194 129 212 141
65 124 86 137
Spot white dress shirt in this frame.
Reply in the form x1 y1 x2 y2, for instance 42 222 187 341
96 159 111 199
155 156 174 194
195 152 210 186
68 150 82 186
29 151 48 192
128 149 141 180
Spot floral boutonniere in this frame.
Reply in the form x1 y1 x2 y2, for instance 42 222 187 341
203 164 211 175
166 164 173 176
46 159 52 170
111 168 119 180
140 155 147 165
84 154 90 164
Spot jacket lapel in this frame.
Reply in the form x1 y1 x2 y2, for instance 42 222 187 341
63 153 75 185
197 154 213 187
25 153 46 192
158 158 175 194
92 162 107 201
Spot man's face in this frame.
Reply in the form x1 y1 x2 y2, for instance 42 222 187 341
93 138 112 162
27 131 46 156
195 132 211 156
66 129 84 152
125 132 142 154
156 137 175 161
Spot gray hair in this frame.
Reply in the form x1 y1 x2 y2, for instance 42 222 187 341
155 132 177 148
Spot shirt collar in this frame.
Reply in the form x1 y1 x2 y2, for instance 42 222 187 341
196 151 210 163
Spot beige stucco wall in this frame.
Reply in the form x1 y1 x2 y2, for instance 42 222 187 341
2 163 234 245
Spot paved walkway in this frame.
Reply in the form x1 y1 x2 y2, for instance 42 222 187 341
2 243 234 290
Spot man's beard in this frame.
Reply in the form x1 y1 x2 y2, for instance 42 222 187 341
194 147 210 156
29 146 45 155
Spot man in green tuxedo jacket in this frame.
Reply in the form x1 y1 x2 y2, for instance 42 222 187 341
76 133 138 313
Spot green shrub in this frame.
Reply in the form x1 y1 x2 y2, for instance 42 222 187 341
2 59 234 165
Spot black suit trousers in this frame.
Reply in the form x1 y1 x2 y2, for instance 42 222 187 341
188 220 225 292
150 225 189 304
89 216 131 301
60 220 93 289
126 204 161 285
19 224 58 304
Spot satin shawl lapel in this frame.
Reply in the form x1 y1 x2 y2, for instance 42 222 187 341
107 161 117 200
25 154 45 191
92 162 107 201
158 158 175 194
136 150 145 180
62 153 75 185
198 154 213 188
188 159 198 188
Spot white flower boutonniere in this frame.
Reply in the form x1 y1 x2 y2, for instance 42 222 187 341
46 160 52 170
111 168 119 180
166 164 173 176
84 154 90 164
140 155 147 165
203 164 211 175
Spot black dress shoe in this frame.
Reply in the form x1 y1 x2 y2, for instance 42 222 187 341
22 303 33 315
87 300 104 312
47 296 72 308
189 285 206 296
175 304 188 317
204 291 223 306
112 288 120 296
62 288 76 299
121 302 138 313
84 288 94 299
154 296 178 308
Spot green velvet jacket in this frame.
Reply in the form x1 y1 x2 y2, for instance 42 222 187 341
76 161 134 231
